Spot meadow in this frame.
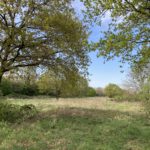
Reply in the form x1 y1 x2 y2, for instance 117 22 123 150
0 97 150 150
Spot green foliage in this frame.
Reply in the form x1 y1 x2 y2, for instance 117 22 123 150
37 71 57 96
0 103 38 123
104 84 123 98
63 76 89 98
139 79 150 116
86 87 97 97
0 103 20 123
0 106 149 150
0 89 3 97
82 0 150 69
0 0 89 83
20 104 38 120
0 78 38 96
0 70 96 98
113 92 141 102
140 81 150 101
21 84 38 96
0 79 12 96
37 70 92 98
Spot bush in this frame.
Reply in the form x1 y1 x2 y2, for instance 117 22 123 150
0 89 3 97
0 103 38 123
104 84 123 98
20 104 38 119
86 87 97 97
0 78 39 96
1 79 12 96
139 81 150 116
0 103 20 123
113 93 141 102
21 84 38 96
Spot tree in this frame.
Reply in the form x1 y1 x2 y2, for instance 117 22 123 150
104 83 123 98
86 87 96 97
123 63 150 92
82 0 150 69
0 0 89 84
95 87 105 96
37 68 90 98
6 67 38 85
37 70 59 96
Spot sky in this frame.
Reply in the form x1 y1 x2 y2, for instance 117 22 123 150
72 0 130 88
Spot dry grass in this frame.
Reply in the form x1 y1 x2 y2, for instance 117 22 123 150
7 97 144 114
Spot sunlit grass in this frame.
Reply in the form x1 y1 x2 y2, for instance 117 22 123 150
0 97 149 150
6 97 143 113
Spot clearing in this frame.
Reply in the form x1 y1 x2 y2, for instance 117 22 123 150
0 97 150 150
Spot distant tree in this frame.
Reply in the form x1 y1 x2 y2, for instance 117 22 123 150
86 87 97 97
104 83 123 98
82 0 150 69
37 67 76 98
6 67 38 85
37 70 59 96
123 63 150 92
37 68 91 98
95 87 105 96
0 0 89 84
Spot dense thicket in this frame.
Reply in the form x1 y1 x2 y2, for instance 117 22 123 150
0 67 97 98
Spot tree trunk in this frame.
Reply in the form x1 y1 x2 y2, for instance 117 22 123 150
0 71 4 87
0 72 3 96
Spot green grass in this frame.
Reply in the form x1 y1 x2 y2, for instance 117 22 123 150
0 97 150 150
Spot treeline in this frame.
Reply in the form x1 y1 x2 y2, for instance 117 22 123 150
0 67 97 98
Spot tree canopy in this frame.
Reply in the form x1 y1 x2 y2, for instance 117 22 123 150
123 62 150 92
0 0 89 83
82 0 150 69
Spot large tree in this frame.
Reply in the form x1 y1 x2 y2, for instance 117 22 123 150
123 63 150 92
82 0 150 69
37 68 89 98
0 0 89 83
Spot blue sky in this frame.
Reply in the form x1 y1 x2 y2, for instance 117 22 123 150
73 0 130 88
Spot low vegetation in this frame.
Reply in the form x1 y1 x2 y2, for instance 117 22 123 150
0 1 149 149
0 102 38 123
0 97 150 150
0 69 97 98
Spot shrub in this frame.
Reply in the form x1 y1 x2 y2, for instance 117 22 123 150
0 103 20 123
0 78 39 96
21 84 38 96
0 89 3 97
139 81 150 116
11 81 24 94
1 79 12 96
0 103 38 123
20 104 38 120
113 93 141 102
104 84 123 98
86 87 97 97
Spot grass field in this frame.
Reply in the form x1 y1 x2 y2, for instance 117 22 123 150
0 97 150 150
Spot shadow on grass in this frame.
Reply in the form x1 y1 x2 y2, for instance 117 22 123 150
38 107 145 120
0 107 150 150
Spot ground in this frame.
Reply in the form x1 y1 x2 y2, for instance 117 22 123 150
0 97 150 150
